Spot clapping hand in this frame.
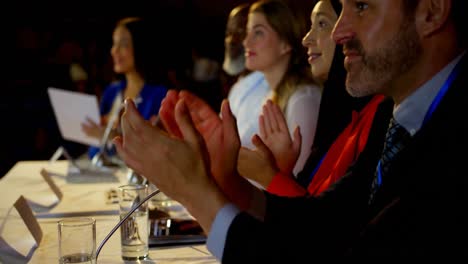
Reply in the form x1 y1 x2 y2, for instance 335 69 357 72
159 90 253 210
81 116 105 139
258 100 302 176
237 100 301 188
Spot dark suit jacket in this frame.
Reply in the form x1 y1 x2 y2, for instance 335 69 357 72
222 55 468 262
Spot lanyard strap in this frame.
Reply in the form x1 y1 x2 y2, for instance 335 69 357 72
376 59 462 187
423 60 461 125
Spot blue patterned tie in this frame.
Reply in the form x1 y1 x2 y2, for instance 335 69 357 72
369 118 411 204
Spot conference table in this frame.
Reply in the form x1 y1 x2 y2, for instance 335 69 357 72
0 160 219 263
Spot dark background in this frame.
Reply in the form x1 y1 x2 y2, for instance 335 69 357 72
3 0 315 177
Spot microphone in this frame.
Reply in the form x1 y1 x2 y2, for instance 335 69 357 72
95 188 161 261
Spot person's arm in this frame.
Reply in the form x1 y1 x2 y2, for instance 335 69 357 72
241 86 321 186
266 172 308 197
114 98 229 230
238 99 302 188
157 89 272 214
239 88 321 190
237 141 280 188
206 203 240 259
219 103 393 262
207 187 267 260
238 145 309 197
258 100 302 176
222 165 372 263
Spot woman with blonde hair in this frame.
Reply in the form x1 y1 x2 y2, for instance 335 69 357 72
233 0 321 180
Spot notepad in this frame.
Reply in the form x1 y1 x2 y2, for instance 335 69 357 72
48 87 101 146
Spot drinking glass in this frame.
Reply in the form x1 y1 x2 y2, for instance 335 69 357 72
58 217 96 264
118 184 149 260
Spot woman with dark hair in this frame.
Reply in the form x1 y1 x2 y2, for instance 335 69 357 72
82 17 168 160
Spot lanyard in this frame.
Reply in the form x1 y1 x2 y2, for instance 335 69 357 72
376 60 461 187
422 61 461 125
304 153 326 185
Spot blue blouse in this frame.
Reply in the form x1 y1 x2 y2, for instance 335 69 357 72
88 80 168 159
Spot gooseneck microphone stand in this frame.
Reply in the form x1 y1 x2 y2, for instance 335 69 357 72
95 189 161 262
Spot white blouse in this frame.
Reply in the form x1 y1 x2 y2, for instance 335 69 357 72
229 71 322 177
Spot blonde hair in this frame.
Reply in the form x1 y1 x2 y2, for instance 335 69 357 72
250 0 315 111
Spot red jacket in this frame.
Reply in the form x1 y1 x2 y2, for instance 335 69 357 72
267 95 385 197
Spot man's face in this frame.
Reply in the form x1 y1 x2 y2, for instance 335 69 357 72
332 0 422 97
225 11 248 60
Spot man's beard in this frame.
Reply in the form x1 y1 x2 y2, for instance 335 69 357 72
223 51 246 76
344 18 422 97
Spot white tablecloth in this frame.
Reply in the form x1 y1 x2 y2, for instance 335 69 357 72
0 160 219 264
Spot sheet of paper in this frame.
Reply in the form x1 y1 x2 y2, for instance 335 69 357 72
48 87 101 146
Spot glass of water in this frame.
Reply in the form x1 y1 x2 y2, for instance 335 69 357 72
118 184 149 260
58 217 96 264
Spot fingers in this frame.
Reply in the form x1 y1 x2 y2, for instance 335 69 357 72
81 122 91 131
149 115 160 127
179 90 208 114
258 114 267 140
118 99 146 162
221 100 240 149
84 116 98 126
180 90 221 139
113 136 142 173
292 126 302 155
179 90 208 110
262 100 282 135
165 89 179 106
180 90 218 127
174 99 204 150
270 100 288 132
117 98 169 175
221 100 241 175
82 117 98 130
121 99 143 135
262 103 273 135
160 90 183 138
251 134 272 157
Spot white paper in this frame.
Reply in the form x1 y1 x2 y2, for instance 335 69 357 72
48 87 101 146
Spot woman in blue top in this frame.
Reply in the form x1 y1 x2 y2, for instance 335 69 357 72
82 17 169 160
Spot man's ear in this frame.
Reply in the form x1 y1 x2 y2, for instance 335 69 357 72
415 0 451 38
280 41 292 55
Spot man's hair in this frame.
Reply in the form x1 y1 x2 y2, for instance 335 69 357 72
230 3 250 20
402 0 467 47
451 0 467 47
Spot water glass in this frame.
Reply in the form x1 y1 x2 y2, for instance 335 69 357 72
58 217 96 264
118 184 149 260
